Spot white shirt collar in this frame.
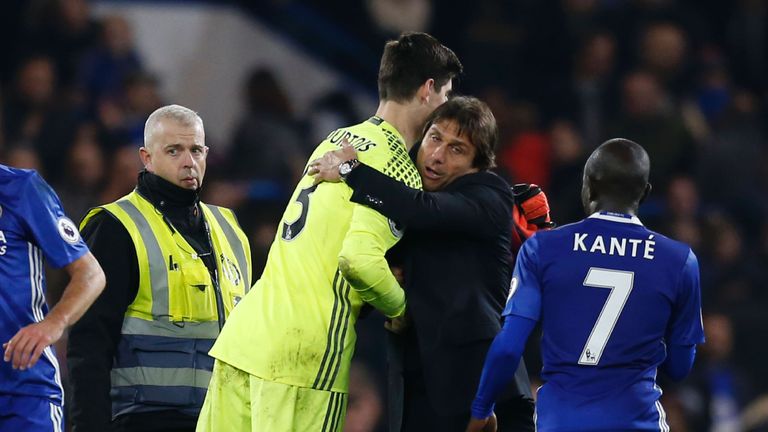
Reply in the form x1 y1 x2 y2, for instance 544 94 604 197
588 211 644 226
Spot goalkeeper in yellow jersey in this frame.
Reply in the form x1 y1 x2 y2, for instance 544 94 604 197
196 32 462 432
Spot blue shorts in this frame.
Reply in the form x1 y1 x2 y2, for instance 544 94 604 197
0 394 64 432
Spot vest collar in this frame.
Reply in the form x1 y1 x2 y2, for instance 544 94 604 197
137 170 200 210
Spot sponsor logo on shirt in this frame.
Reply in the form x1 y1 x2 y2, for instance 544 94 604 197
57 217 80 244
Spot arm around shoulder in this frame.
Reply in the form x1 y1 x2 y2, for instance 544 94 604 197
348 168 510 236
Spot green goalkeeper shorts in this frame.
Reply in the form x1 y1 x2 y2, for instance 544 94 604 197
196 359 348 432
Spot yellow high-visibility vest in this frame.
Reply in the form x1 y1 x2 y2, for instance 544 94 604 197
81 190 251 416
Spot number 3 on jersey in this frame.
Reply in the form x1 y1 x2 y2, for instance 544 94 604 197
282 184 318 241
579 268 635 366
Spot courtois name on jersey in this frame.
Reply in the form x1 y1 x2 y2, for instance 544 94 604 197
0 165 89 402
504 212 704 431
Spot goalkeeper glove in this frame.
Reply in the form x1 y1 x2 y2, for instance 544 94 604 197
510 183 555 252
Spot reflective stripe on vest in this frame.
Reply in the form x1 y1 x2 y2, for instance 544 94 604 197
115 199 170 317
121 316 220 339
111 367 213 388
110 332 216 418
207 205 250 293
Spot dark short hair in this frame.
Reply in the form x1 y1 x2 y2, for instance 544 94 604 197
422 96 498 170
378 32 463 102
586 138 650 204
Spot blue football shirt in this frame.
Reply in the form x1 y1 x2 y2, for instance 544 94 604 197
0 165 89 402
505 212 705 431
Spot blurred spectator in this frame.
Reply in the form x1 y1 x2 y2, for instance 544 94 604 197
78 14 142 108
608 70 695 191
544 31 619 150
560 0 602 37
726 0 768 93
22 0 101 92
660 175 704 249
99 144 142 203
458 0 526 90
694 49 731 126
699 214 762 310
118 72 163 142
3 56 57 145
639 22 691 98
2 55 78 181
1 145 43 172
666 175 700 221
495 96 551 188
307 90 361 146
680 313 751 432
507 1 596 97
228 67 306 188
54 123 105 220
666 218 703 253
97 71 163 149
697 88 766 223
366 0 431 36
546 119 586 224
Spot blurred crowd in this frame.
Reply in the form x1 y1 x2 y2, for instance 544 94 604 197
1 0 767 431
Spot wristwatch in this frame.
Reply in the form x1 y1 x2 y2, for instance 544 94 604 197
339 159 360 181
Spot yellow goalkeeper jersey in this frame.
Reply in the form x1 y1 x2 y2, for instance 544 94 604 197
210 116 421 393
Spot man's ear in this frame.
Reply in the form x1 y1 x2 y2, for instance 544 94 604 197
587 178 599 204
638 183 652 205
139 146 152 170
417 78 435 104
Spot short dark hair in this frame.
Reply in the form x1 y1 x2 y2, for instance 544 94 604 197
586 138 650 204
422 96 498 170
378 32 463 102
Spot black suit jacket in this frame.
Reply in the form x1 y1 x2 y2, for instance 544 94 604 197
346 165 533 428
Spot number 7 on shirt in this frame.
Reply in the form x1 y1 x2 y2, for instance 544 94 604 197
578 268 634 366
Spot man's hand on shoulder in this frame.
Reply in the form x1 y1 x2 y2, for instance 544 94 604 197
309 139 358 185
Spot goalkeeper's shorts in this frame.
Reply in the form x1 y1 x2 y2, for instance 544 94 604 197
196 359 348 432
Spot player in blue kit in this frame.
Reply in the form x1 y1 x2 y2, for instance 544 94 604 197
468 139 705 432
0 164 105 431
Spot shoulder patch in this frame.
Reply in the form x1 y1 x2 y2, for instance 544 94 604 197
57 217 81 244
506 276 519 303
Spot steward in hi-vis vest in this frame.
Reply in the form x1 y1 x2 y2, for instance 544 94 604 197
67 105 252 432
